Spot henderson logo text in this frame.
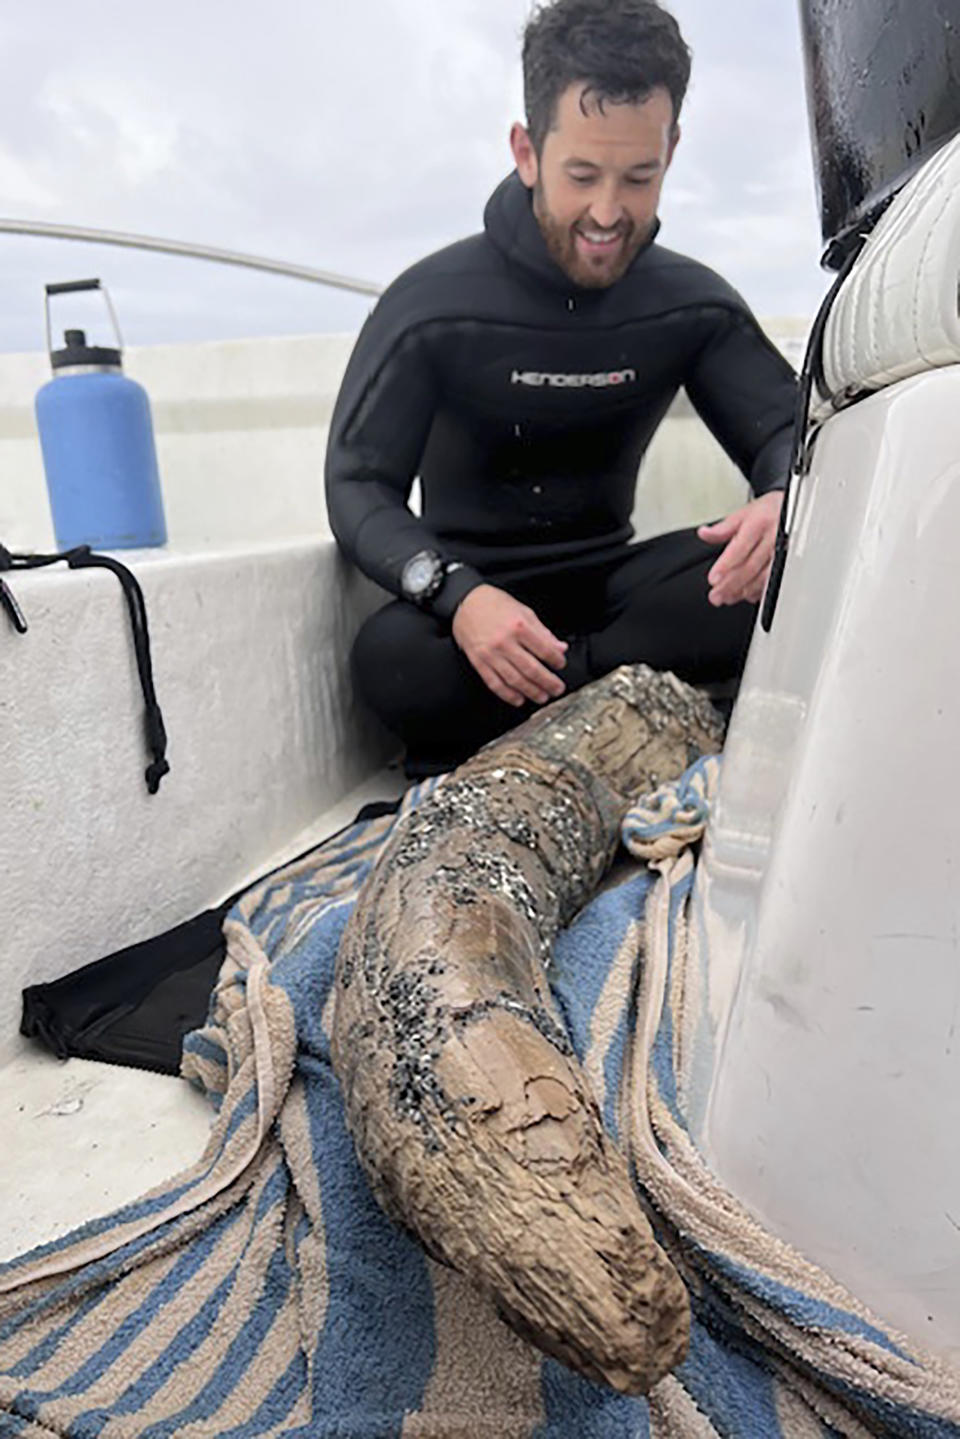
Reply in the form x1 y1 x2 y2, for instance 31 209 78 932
510 368 637 389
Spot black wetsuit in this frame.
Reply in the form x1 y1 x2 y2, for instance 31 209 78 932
325 172 798 769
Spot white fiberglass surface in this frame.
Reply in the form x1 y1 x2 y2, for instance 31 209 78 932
691 368 960 1359
0 542 389 1069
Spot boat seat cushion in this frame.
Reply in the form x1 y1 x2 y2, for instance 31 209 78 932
821 132 960 404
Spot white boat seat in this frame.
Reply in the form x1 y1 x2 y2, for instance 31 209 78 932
819 131 960 407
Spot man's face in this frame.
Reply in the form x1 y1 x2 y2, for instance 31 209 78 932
511 82 678 289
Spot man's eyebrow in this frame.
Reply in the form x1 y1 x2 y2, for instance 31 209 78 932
564 157 662 173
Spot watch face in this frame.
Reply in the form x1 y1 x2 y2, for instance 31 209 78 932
402 550 442 600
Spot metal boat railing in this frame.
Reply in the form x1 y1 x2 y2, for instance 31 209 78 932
0 217 383 298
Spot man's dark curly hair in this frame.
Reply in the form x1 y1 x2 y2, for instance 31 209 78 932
522 0 692 154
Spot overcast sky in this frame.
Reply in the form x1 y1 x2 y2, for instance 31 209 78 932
0 0 828 356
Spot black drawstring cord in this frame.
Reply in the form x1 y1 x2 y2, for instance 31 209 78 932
760 234 870 635
0 571 28 633
0 542 170 794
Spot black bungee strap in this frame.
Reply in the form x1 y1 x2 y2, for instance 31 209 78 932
759 236 869 635
0 542 170 794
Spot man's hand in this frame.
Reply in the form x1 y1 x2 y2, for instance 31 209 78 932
697 490 784 607
451 584 568 707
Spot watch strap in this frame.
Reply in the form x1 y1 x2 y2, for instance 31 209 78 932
430 562 485 621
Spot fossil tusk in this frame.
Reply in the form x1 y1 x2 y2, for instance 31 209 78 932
332 664 724 1394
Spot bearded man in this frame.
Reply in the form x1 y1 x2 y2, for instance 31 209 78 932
325 0 796 775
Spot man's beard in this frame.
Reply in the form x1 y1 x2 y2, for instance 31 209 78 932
532 180 654 290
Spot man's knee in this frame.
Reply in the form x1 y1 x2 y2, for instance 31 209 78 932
351 599 518 762
605 529 714 608
352 599 482 735
353 601 431 710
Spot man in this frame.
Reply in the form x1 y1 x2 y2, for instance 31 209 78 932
325 0 796 774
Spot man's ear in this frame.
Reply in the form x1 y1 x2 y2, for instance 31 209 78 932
509 122 539 188
665 123 681 170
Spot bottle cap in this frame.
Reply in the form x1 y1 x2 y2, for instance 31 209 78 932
50 328 122 371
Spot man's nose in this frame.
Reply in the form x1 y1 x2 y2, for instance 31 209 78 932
587 188 624 231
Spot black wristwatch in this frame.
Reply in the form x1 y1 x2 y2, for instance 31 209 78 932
400 550 462 605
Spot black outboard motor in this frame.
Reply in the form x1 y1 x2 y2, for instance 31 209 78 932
799 0 960 268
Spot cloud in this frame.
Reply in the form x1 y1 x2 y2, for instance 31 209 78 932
0 144 57 210
654 1 827 314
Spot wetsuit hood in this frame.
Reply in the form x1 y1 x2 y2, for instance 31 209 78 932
483 170 661 295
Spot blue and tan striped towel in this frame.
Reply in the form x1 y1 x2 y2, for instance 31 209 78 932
1 760 958 1437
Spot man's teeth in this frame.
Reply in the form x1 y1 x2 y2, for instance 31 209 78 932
579 231 620 244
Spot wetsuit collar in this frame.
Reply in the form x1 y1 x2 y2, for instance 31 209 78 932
483 170 661 295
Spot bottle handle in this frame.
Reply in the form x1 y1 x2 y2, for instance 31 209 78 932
44 278 124 361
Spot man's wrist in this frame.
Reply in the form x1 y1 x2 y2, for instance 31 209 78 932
431 564 485 621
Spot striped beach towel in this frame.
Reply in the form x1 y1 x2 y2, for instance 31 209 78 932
1 760 958 1437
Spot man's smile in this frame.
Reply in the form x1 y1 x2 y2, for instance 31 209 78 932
574 225 628 259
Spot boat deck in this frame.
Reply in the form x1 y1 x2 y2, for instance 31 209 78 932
0 767 404 1266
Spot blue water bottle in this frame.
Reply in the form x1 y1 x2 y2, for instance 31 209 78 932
35 278 167 550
